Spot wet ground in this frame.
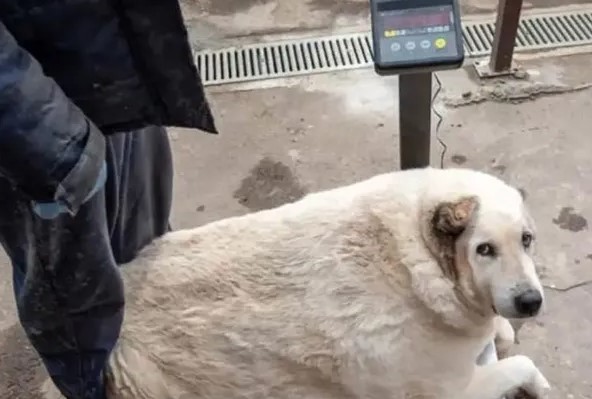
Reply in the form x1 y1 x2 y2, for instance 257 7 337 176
2 1 592 398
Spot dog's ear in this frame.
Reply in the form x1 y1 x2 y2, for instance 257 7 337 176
432 196 478 237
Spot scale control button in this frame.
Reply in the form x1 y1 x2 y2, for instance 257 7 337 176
434 37 447 49
420 40 431 49
405 41 416 50
390 42 401 52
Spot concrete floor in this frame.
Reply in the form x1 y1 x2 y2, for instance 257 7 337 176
181 0 592 49
2 1 592 398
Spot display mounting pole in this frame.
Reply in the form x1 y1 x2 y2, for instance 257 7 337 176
369 0 463 170
398 72 432 170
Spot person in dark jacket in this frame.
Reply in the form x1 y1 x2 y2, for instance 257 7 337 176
0 1 216 398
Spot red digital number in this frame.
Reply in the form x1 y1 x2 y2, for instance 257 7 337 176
385 12 448 29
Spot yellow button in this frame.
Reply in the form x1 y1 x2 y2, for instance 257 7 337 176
434 38 447 49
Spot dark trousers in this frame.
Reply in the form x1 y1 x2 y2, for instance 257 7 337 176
0 126 173 399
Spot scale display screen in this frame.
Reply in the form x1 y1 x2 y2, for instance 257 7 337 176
383 8 450 30
371 0 464 73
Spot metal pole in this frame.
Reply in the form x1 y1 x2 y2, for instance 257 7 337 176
398 72 432 170
489 0 524 73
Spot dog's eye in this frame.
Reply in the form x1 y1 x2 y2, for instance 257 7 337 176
476 243 496 257
522 232 533 248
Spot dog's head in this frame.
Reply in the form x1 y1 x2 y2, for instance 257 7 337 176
427 187 543 320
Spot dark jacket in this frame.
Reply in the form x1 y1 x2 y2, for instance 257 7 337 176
0 0 216 212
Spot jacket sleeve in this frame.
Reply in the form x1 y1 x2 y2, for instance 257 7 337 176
0 20 105 215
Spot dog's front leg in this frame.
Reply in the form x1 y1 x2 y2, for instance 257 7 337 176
494 316 516 359
461 355 550 399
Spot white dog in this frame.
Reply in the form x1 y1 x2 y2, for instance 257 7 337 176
42 167 550 399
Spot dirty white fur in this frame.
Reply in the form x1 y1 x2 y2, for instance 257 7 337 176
42 168 550 399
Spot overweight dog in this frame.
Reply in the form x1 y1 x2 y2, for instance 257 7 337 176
43 167 550 399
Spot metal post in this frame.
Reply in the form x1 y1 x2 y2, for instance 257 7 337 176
473 0 524 78
398 72 432 170
489 0 524 73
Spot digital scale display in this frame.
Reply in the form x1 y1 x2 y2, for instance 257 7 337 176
383 9 450 30
371 0 464 73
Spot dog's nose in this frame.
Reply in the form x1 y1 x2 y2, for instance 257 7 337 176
514 289 542 316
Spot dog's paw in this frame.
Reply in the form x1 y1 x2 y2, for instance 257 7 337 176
507 388 534 399
507 388 543 399
493 316 515 359
526 369 551 399
509 356 551 399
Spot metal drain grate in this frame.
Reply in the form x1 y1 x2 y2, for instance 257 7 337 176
462 11 592 56
196 33 373 85
196 8 592 86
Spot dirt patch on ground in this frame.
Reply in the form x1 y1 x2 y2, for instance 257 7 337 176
233 157 308 212
553 206 589 232
0 324 45 399
444 79 592 107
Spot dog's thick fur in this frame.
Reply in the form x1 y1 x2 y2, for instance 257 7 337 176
43 168 550 399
